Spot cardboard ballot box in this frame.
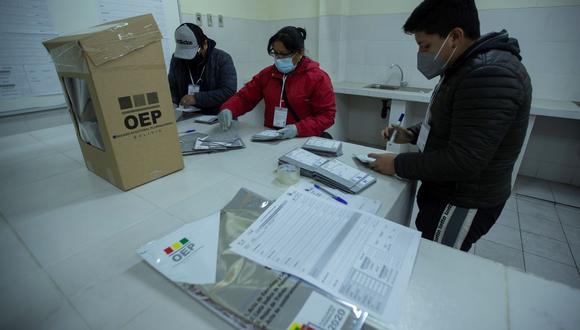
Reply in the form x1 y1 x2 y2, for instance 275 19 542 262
43 14 183 190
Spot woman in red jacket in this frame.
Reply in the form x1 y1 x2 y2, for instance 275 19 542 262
217 26 336 138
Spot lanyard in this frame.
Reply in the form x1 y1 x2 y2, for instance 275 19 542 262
279 75 287 107
188 65 206 85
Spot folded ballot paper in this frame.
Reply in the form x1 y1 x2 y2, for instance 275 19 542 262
252 129 284 141
175 104 201 113
137 188 367 330
353 153 375 165
279 148 376 194
302 137 343 157
194 115 219 125
180 125 245 155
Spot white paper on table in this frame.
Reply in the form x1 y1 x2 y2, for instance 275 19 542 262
295 181 382 214
229 187 421 326
137 212 220 284
353 153 375 164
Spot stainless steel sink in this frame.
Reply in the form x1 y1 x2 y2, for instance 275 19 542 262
364 84 432 93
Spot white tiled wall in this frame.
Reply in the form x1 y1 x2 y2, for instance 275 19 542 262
337 6 580 101
184 8 580 186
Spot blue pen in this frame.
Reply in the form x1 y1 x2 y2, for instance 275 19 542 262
179 129 196 135
389 113 405 144
314 184 348 205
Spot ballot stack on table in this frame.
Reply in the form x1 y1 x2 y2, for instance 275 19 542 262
279 148 376 194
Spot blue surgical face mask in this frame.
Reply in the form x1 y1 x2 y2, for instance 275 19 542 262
274 57 296 74
417 33 456 79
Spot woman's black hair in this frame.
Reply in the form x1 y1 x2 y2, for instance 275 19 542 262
267 26 307 54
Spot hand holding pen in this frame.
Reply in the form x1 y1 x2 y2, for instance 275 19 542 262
382 113 414 144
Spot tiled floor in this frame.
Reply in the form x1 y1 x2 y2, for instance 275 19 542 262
472 175 580 289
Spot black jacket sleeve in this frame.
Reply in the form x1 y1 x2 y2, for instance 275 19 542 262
195 52 237 108
395 65 523 181
168 57 180 105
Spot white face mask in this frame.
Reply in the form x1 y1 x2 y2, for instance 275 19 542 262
417 33 457 79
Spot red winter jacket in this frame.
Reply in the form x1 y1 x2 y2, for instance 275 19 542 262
220 57 336 137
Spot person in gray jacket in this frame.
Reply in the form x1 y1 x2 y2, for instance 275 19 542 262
368 0 532 251
169 23 237 118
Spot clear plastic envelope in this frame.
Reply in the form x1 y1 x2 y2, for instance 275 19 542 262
139 188 368 330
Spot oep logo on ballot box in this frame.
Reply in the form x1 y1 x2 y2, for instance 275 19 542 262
117 92 163 130
163 238 196 263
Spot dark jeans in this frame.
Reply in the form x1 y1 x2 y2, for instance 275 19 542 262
415 185 506 251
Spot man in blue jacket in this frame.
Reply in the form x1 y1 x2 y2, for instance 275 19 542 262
169 23 237 119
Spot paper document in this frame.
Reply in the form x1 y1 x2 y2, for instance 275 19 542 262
230 187 421 325
295 181 382 214
137 212 220 284
175 105 201 113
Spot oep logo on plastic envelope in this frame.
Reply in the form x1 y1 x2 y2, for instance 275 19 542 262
163 237 196 263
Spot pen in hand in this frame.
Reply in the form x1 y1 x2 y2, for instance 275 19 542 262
389 113 405 144
314 184 348 205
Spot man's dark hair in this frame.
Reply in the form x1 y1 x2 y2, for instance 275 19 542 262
267 26 307 54
403 0 481 39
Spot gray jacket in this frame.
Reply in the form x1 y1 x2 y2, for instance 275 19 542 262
168 39 237 115
395 30 532 208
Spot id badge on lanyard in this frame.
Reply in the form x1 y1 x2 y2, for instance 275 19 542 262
417 79 443 152
188 67 204 95
273 75 289 128
188 84 199 95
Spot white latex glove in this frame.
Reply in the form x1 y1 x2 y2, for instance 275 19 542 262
277 124 297 139
218 109 233 131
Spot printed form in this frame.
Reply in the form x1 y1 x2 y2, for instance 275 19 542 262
230 187 421 325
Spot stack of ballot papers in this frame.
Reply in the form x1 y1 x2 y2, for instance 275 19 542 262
194 115 219 124
251 129 283 141
175 105 201 113
302 137 343 157
230 186 421 326
279 148 376 194
180 131 245 155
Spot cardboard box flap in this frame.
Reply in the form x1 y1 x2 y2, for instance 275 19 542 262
44 14 162 67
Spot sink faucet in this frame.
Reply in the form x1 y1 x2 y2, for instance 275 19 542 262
389 64 408 87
